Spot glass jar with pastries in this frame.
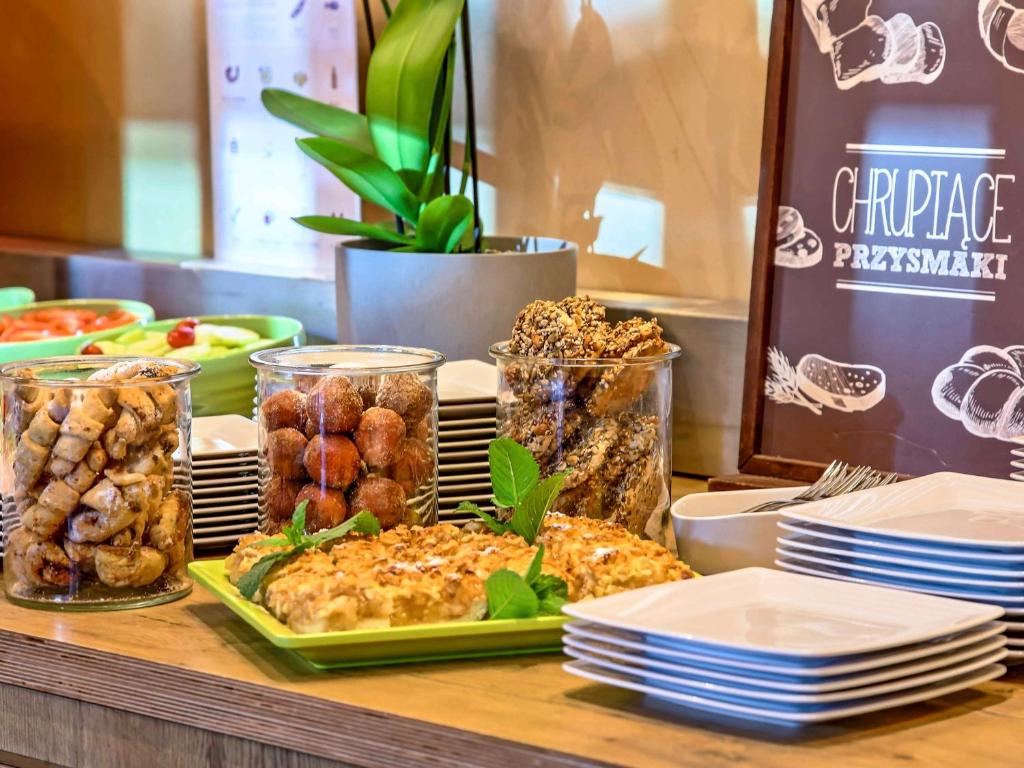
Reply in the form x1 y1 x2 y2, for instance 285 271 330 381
1 356 199 609
490 296 681 538
250 345 445 534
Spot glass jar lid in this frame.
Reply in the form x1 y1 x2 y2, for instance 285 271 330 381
0 356 201 388
250 345 445 375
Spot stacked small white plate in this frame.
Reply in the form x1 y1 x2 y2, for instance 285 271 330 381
776 472 1024 663
561 568 1007 725
178 414 259 549
436 360 497 523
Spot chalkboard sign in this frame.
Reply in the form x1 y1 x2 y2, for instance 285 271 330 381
741 0 1024 483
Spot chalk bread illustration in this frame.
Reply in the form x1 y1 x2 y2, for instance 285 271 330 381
802 1 945 89
980 0 1024 73
766 347 886 415
932 344 1024 442
775 206 822 268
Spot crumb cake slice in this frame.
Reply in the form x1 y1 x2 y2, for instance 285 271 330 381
225 515 692 634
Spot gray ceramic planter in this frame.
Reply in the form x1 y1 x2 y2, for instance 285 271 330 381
335 237 578 361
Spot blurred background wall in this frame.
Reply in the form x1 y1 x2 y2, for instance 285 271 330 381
0 0 769 302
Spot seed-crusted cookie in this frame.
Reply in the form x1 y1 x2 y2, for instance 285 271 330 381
556 295 608 355
554 416 620 490
500 402 583 468
589 318 669 416
606 451 665 535
509 300 588 358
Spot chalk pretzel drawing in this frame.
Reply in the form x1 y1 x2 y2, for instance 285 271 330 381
932 344 1024 442
802 1 945 89
775 206 823 268
766 347 887 415
979 0 1024 73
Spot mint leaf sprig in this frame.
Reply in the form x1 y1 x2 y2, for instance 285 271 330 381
485 544 569 620
237 501 381 600
458 437 566 545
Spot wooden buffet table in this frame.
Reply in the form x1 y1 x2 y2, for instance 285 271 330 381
0 584 1021 768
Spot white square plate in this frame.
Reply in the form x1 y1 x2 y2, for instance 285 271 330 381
774 559 1023 611
562 661 1005 724
564 644 1006 705
560 568 1004 658
438 360 497 403
564 621 1006 677
563 633 1007 694
778 534 1024 577
191 454 259 468
191 415 258 457
775 545 1024 589
191 465 259 478
782 473 1024 548
779 521 1024 564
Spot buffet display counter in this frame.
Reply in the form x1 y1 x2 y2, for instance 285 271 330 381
0 587 1020 768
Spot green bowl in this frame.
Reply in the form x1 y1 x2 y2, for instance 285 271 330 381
0 298 155 365
85 314 305 417
0 287 35 310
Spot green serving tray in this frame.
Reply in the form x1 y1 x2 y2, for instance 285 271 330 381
85 314 305 418
189 559 567 669
0 299 155 364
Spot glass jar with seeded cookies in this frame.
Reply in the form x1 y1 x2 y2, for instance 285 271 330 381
250 346 444 534
1 356 198 609
490 297 680 537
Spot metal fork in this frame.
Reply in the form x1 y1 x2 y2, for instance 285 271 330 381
737 462 898 514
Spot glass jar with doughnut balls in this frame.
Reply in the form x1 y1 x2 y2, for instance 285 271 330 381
249 346 444 534
1 356 199 610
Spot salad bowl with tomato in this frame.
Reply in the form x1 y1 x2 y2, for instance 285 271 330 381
0 299 154 364
83 314 305 417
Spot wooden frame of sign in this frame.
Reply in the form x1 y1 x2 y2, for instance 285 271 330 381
738 0 1024 484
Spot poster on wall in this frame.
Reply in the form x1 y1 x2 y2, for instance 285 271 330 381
205 0 360 272
741 0 1024 482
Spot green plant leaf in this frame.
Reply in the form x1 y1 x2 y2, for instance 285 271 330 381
456 500 509 535
294 216 414 245
488 437 540 509
525 545 544 585
510 473 566 544
485 569 539 620
365 0 465 191
308 510 382 546
297 137 420 222
533 572 569 615
414 194 474 253
237 550 297 600
416 41 456 201
261 88 374 155
537 592 568 616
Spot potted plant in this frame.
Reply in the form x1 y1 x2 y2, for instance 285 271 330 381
262 0 577 361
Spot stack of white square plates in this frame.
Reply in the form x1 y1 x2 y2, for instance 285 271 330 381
561 568 1007 725
776 472 1024 664
177 414 259 549
1013 441 1023 481
436 360 496 523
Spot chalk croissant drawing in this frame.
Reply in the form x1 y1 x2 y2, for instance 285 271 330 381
775 206 823 269
979 0 1024 73
766 347 887 415
802 1 945 89
932 345 1024 442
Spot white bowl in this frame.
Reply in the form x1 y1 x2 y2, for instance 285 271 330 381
671 486 807 574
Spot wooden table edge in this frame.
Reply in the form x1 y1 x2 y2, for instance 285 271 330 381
0 628 611 768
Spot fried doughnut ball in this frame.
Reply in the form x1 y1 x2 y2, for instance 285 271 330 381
387 438 433 495
348 476 407 529
353 407 407 468
263 476 304 522
303 434 362 489
267 428 308 479
410 417 430 442
261 389 307 432
355 379 378 409
306 375 363 434
376 373 432 427
295 484 350 532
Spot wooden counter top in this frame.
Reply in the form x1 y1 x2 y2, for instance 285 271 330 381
0 583 1021 768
